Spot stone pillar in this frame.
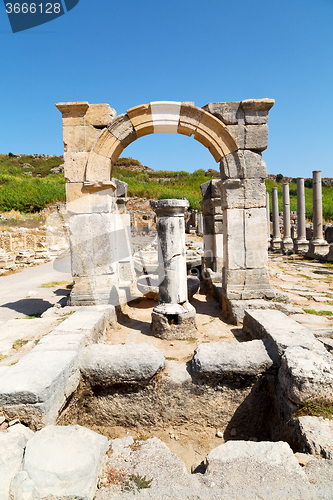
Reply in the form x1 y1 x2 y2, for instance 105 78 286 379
150 199 196 339
200 179 223 273
56 102 135 306
220 149 275 324
271 188 281 250
197 212 203 236
308 170 329 257
294 177 309 254
266 192 270 247
282 183 293 252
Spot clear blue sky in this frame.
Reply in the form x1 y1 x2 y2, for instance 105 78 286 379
1 0 332 177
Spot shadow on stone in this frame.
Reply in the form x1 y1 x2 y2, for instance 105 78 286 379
1 298 53 316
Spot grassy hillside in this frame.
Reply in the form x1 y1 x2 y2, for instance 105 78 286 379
0 154 65 212
0 154 332 222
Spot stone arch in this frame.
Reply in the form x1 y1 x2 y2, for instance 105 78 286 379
84 101 238 186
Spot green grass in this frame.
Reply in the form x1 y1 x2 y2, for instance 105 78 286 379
296 399 333 419
1 153 333 219
12 339 29 348
0 154 65 212
303 309 333 316
38 281 69 288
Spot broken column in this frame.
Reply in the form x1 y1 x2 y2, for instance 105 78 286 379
150 199 196 339
271 187 281 250
308 170 329 257
294 177 309 254
200 179 223 272
282 183 293 252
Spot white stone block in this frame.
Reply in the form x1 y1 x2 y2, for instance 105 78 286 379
0 433 26 500
151 101 181 133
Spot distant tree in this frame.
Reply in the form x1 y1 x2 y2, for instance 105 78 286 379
205 169 219 178
276 173 283 183
305 179 313 188
8 152 16 158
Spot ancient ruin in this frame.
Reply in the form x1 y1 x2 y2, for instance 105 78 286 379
1 99 333 500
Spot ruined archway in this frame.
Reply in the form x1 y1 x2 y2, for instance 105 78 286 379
56 99 275 322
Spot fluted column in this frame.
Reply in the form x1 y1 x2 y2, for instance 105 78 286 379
271 187 281 250
282 183 293 252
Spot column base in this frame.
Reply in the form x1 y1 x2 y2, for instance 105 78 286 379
294 239 309 254
150 302 196 340
270 238 282 251
307 239 329 258
282 238 294 253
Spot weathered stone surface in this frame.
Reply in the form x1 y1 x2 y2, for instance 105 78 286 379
107 114 137 146
245 124 269 151
56 102 89 127
0 433 26 500
126 104 153 138
222 208 269 270
201 198 222 216
202 102 244 125
241 98 275 124
220 178 266 209
200 179 221 200
52 306 116 342
79 343 166 385
220 150 267 180
192 340 273 377
318 336 333 352
0 350 79 429
205 441 310 500
66 183 117 214
279 346 333 404
303 457 333 500
33 333 86 353
85 104 116 127
222 268 273 301
226 124 245 149
295 416 333 459
17 425 108 500
178 103 204 136
151 302 197 340
203 214 223 234
63 152 89 183
7 423 34 440
243 309 325 363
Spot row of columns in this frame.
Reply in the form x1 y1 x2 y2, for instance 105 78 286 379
269 171 329 256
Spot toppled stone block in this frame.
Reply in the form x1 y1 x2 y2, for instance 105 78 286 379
279 346 333 404
295 416 333 459
14 425 108 500
79 343 165 385
0 433 26 500
192 340 273 378
0 350 79 429
243 310 325 363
